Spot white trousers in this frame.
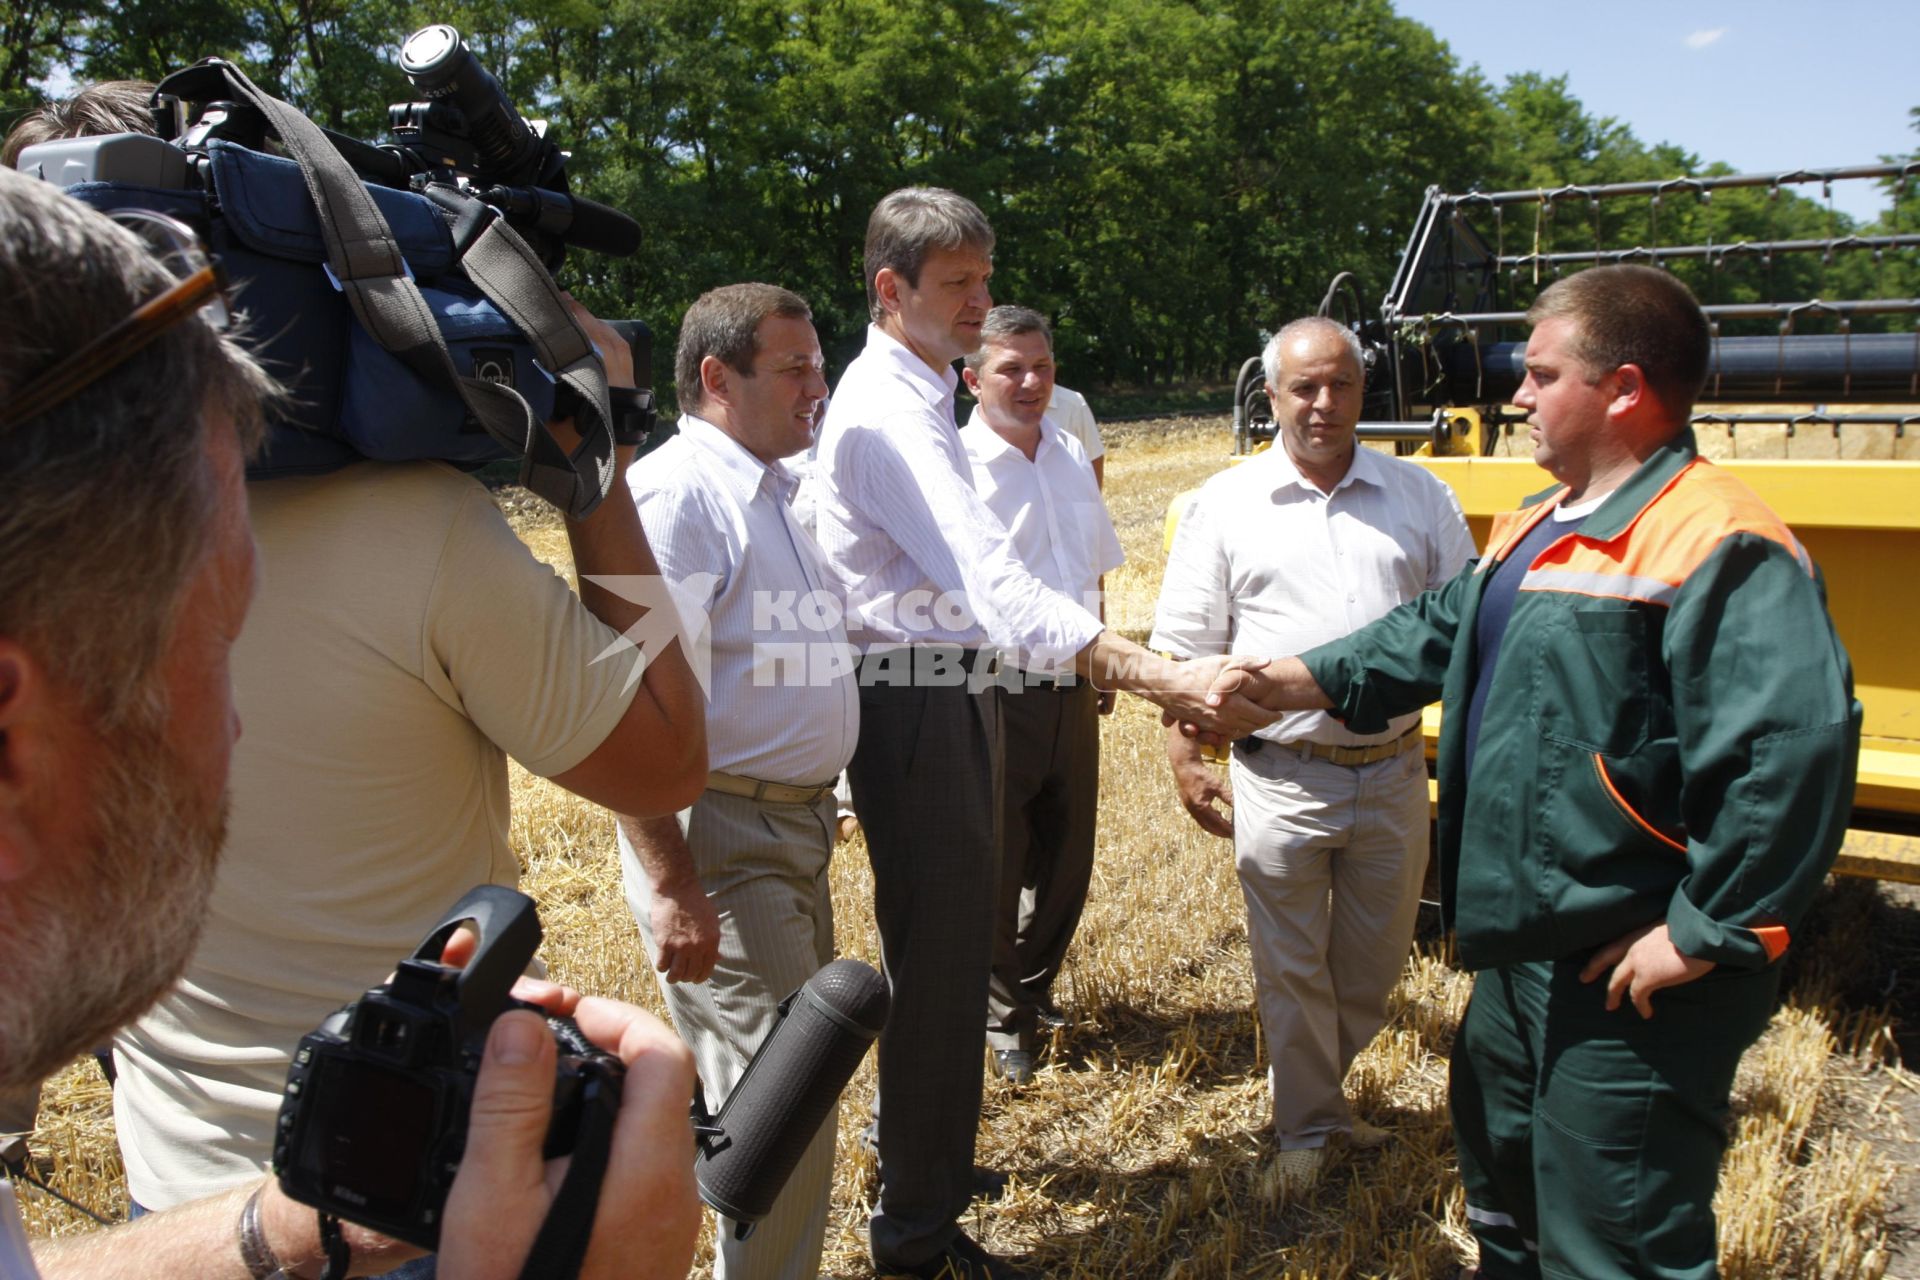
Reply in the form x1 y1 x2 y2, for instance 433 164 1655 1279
1229 744 1429 1150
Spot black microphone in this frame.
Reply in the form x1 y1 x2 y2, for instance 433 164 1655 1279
693 958 889 1236
478 185 642 258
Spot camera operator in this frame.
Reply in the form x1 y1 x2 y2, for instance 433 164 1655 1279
9 82 713 1261
107 278 707 1252
0 166 702 1279
0 80 156 168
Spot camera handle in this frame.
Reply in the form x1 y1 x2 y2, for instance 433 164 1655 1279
405 884 544 1043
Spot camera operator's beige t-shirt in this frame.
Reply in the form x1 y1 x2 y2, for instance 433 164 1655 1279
112 461 640 1209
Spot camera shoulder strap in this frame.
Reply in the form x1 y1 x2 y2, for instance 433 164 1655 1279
454 205 619 522
514 1070 618 1280
166 59 616 519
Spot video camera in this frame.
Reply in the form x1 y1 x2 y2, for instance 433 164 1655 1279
17 27 673 513
155 25 639 275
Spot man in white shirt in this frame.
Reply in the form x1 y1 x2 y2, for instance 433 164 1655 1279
809 186 1264 1280
618 283 856 1280
1152 316 1475 1191
1045 384 1104 488
961 306 1122 1084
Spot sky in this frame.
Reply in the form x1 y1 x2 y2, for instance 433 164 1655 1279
1390 0 1919 224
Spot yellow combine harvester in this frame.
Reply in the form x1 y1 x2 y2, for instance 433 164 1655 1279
1171 162 1920 881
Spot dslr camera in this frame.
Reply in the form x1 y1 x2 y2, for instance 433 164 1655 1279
273 885 621 1249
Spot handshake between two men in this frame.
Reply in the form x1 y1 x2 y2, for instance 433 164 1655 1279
1071 638 1299 743
1143 652 1311 742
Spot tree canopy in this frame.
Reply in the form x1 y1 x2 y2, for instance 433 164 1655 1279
6 0 1913 399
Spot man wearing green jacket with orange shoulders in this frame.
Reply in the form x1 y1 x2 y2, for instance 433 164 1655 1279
1205 264 1860 1280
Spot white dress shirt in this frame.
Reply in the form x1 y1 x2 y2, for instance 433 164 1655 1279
1151 443 1475 746
1047 384 1104 463
627 414 858 784
810 325 1103 666
962 414 1123 673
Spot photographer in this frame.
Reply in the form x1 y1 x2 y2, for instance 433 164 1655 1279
0 167 701 1278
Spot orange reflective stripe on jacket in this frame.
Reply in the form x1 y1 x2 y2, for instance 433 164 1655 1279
1486 461 1814 600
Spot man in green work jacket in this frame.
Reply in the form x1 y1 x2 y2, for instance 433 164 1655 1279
1205 264 1861 1280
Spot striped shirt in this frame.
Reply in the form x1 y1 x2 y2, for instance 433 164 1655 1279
809 325 1103 666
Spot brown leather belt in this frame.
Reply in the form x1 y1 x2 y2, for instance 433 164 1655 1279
705 770 837 805
1238 724 1424 768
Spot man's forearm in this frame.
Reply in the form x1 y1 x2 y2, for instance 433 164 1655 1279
617 811 719 982
1165 719 1208 769
558 465 706 790
1247 656 1335 714
564 460 672 641
1074 630 1185 709
36 1179 413 1280
618 812 701 895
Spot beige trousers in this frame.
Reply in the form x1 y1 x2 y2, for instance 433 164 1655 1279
624 788 837 1280
1229 743 1429 1150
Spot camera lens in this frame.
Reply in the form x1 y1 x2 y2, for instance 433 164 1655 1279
399 26 465 91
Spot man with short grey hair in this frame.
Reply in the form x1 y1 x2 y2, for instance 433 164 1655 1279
619 282 855 1280
810 186 1264 1279
961 305 1121 1083
1155 314 1474 1191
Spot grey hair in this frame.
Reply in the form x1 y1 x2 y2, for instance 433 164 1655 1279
0 167 273 725
675 283 813 414
962 305 1054 373
863 187 995 324
1262 316 1364 387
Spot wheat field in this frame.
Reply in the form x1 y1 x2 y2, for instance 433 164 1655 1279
18 417 1912 1277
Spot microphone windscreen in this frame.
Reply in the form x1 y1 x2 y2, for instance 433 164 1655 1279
563 192 642 258
695 958 889 1225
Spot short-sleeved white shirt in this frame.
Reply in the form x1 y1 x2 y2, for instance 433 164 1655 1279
963 417 1122 672
114 462 642 1208
626 414 858 784
1047 384 1103 463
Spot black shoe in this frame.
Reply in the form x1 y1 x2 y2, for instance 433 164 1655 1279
970 1164 1009 1198
992 1048 1034 1085
880 1229 1037 1279
1034 1000 1067 1031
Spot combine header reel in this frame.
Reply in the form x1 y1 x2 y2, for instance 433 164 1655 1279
1231 162 1920 456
